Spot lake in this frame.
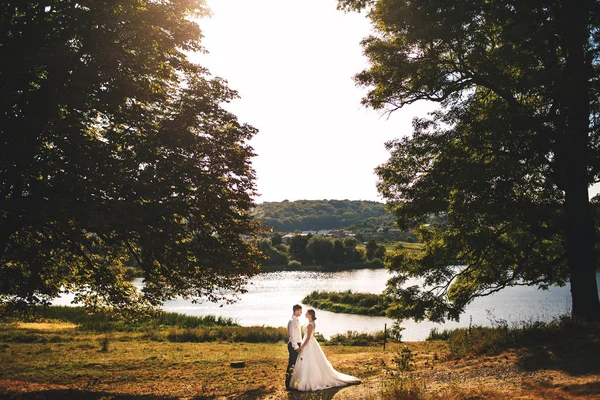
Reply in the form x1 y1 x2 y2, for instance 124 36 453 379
53 269 600 341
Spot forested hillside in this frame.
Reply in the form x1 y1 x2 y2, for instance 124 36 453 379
252 200 394 232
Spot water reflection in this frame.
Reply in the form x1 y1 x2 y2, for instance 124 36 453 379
54 269 600 341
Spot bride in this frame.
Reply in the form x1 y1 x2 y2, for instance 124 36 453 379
289 309 361 391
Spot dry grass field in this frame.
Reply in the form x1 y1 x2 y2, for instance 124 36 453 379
0 320 598 399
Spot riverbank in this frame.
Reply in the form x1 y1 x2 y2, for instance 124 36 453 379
1 314 598 399
259 261 384 273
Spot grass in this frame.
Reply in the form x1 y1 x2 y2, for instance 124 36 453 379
303 290 392 317
0 318 599 399
9 305 238 332
328 330 386 346
0 321 388 399
1 306 290 344
441 314 592 360
2 306 390 346
1 308 599 399
356 241 424 253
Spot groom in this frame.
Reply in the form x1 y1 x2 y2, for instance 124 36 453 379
285 304 303 389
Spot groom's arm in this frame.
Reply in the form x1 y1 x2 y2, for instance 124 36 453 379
287 319 300 350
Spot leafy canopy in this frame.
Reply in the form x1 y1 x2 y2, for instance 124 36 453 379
338 0 600 321
0 0 262 313
253 199 394 232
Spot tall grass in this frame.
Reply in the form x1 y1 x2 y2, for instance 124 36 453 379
425 327 453 341
435 314 590 359
327 330 385 346
2 305 392 345
33 306 238 332
162 326 288 343
1 306 293 344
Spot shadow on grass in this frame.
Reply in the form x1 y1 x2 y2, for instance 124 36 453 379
521 379 600 398
558 381 600 397
515 323 600 376
222 385 272 400
0 389 180 399
286 384 359 400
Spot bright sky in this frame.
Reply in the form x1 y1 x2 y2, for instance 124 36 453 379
191 0 435 203
193 0 600 203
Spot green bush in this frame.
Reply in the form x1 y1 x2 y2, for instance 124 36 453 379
425 327 453 341
364 258 385 269
302 290 391 316
164 326 288 343
14 306 238 332
327 330 385 346
445 314 579 359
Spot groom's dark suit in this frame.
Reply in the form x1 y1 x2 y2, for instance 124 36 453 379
285 314 302 389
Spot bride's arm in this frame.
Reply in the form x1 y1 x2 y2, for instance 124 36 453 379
299 324 314 351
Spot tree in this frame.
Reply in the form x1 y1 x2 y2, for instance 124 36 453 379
0 0 262 313
331 239 346 264
306 236 334 265
253 239 289 267
271 232 283 247
343 237 358 263
252 200 393 232
365 239 386 260
289 234 311 263
339 0 600 321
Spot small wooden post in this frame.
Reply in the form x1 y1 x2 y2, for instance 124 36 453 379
383 323 387 350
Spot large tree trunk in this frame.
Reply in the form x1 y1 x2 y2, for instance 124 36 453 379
561 0 600 321
564 181 600 321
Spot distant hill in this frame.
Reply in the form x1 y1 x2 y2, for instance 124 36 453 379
252 199 395 232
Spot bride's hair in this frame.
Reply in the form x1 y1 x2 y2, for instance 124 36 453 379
307 309 317 321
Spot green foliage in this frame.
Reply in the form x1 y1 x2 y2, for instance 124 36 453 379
289 234 311 263
340 0 600 321
366 240 386 260
163 326 288 343
0 0 263 313
326 330 385 346
303 290 391 316
394 346 414 372
425 327 453 341
256 232 383 271
442 314 593 359
253 200 395 232
1 305 290 344
331 239 346 264
364 258 385 269
389 320 405 342
271 233 283 246
252 239 289 267
0 329 65 344
16 306 238 332
306 235 334 265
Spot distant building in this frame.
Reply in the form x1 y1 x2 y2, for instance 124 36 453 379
282 233 295 243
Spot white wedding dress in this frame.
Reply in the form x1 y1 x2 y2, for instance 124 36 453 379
289 321 361 391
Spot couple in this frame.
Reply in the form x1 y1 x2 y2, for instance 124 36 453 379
285 304 361 392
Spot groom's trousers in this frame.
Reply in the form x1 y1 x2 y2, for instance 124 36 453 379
285 342 301 389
